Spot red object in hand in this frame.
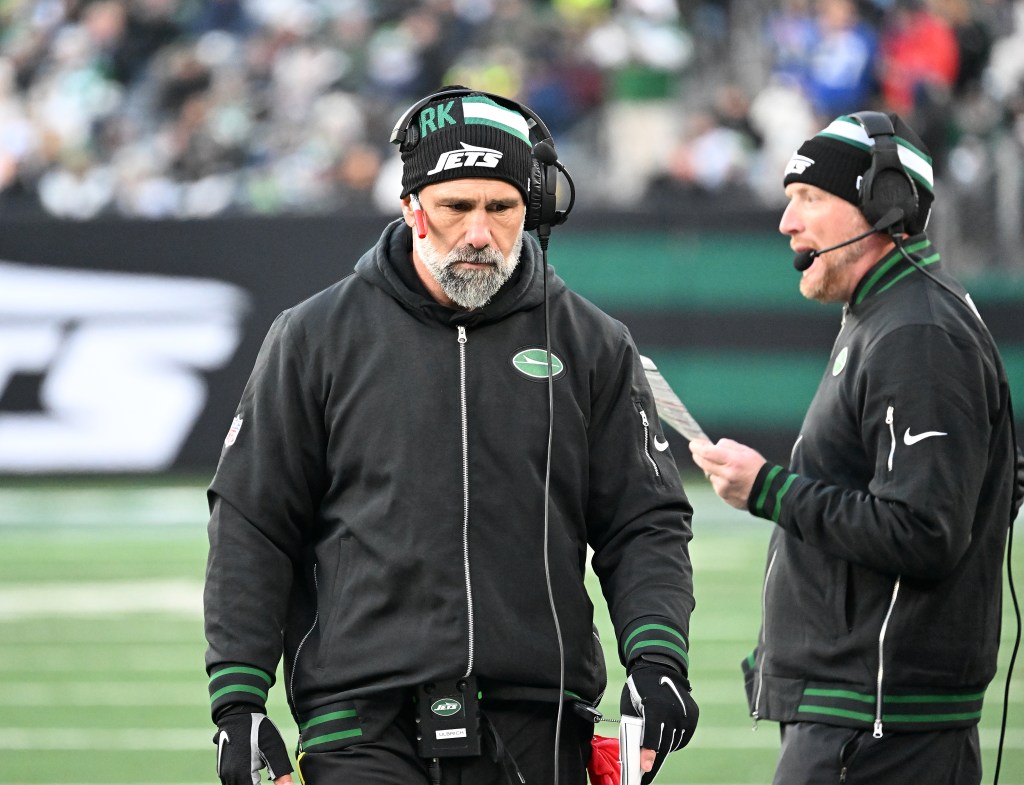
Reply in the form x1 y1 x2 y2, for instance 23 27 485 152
587 735 621 785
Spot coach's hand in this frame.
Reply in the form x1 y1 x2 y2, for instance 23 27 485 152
214 710 294 785
689 438 765 510
620 660 699 783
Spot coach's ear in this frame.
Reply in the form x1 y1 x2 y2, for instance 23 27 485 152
401 194 415 229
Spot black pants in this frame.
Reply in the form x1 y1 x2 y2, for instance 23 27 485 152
772 722 981 785
296 698 593 785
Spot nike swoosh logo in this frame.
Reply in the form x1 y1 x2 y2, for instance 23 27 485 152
215 729 229 775
659 676 686 715
903 428 947 446
653 435 670 452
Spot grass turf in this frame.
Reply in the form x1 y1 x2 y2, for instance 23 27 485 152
0 479 1020 784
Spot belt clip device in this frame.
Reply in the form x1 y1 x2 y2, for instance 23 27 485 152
415 675 482 758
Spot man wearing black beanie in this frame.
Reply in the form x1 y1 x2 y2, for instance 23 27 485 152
692 111 1023 785
203 86 699 785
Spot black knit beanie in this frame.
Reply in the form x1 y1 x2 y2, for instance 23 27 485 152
783 113 935 233
396 89 534 201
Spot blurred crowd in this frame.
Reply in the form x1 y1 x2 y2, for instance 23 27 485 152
1 0 1024 262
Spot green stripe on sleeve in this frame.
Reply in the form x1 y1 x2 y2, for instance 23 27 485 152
754 465 783 516
209 684 268 704
770 473 798 522
627 639 690 667
623 623 687 651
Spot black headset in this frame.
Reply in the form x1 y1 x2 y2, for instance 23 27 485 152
389 86 571 236
850 110 919 235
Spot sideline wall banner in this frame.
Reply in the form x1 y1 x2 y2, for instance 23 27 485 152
0 214 381 475
1 212 1021 475
0 261 247 472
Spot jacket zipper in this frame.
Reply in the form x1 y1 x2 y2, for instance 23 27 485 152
830 305 848 355
290 564 320 749
886 404 895 471
634 402 660 477
457 325 475 676
874 577 901 738
752 548 778 729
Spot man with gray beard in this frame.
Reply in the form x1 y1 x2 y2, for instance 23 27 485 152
411 186 523 311
204 86 699 785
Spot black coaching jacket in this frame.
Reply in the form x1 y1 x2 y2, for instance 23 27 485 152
203 220 695 751
742 235 1020 735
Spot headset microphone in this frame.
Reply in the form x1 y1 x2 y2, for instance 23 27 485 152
532 140 557 165
792 207 905 272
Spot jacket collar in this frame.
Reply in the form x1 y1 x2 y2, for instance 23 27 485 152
849 234 939 307
354 219 555 326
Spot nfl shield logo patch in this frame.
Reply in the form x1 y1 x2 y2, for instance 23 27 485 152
224 416 243 447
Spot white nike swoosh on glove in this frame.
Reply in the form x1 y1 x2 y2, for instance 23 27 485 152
216 729 229 776
660 676 686 715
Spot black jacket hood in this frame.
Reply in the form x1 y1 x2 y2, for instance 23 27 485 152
353 219 561 327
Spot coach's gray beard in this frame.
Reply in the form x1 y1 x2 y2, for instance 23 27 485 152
417 231 523 310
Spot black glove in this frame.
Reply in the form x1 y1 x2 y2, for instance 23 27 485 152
213 711 293 785
620 660 699 784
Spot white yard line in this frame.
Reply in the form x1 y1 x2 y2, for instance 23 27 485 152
0 579 202 620
0 681 206 706
0 485 208 527
0 727 210 749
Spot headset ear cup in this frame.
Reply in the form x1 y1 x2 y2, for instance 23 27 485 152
528 158 544 230
528 157 561 231
853 111 919 231
862 168 918 227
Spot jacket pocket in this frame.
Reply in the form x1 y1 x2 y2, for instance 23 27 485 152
315 534 353 670
632 399 662 479
838 728 867 784
816 556 849 639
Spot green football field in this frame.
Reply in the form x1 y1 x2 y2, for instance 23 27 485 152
0 478 1021 785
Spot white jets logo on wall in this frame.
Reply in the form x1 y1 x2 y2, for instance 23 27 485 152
0 261 249 472
427 142 503 175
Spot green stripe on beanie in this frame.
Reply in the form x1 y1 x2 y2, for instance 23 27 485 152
816 115 934 190
783 112 934 234
461 95 532 145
